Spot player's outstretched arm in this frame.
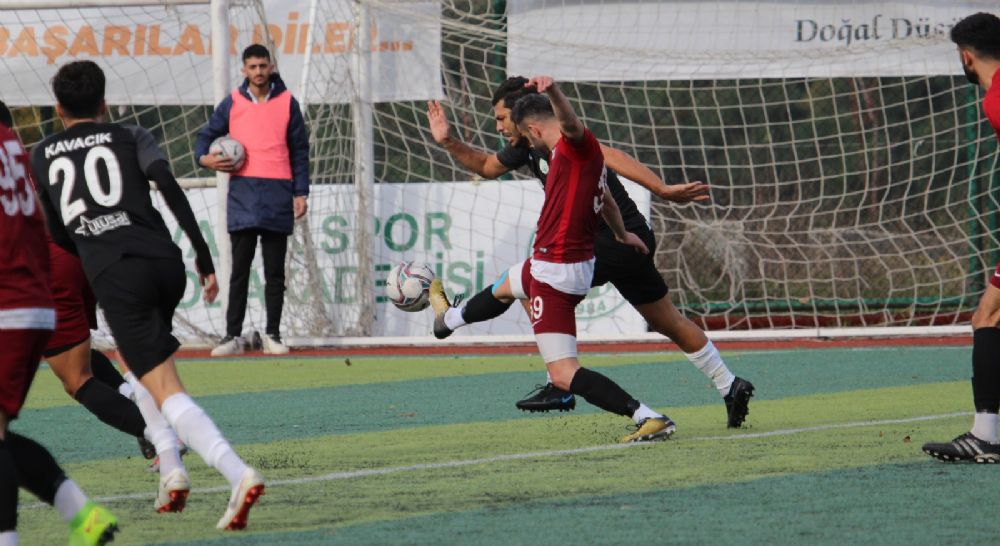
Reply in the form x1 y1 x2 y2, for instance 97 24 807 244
527 76 584 142
599 144 710 203
600 187 649 254
425 100 510 179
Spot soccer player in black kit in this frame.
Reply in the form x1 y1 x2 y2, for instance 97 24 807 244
31 61 264 530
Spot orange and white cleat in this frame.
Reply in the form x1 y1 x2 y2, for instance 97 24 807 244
155 468 190 513
216 468 265 530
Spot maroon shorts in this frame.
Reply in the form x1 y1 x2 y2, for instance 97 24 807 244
0 329 51 418
520 260 586 337
45 245 97 355
992 262 1000 290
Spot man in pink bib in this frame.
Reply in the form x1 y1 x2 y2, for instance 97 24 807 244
196 44 310 356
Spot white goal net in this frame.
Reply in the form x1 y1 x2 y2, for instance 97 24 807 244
3 0 999 345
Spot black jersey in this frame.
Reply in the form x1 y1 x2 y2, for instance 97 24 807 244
496 140 650 234
31 122 183 282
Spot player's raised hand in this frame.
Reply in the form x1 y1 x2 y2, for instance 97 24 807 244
618 231 650 255
658 181 710 203
201 272 219 303
525 76 555 94
426 100 453 145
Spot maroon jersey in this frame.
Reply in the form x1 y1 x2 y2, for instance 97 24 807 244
986 70 1000 142
0 123 54 329
532 129 606 263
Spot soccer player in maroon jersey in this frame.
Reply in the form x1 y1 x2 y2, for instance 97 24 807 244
434 76 676 442
923 12 1000 463
426 79 754 428
0 108 118 545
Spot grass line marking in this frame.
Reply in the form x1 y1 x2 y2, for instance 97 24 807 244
25 411 969 510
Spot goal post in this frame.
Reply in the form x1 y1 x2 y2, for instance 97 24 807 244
3 0 998 347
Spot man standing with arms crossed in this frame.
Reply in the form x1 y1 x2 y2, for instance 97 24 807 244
923 12 1000 463
197 44 310 356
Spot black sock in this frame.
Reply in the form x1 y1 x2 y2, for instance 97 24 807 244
973 328 1000 413
74 378 146 438
5 432 65 505
89 350 125 389
0 439 17 532
461 287 513 324
568 367 641 417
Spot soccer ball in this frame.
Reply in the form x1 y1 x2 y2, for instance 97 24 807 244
386 261 435 312
209 135 246 170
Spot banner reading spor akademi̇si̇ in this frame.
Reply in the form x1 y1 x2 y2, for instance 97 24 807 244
0 0 441 105
509 1 998 80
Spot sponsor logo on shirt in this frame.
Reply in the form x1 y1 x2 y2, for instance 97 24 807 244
75 211 131 237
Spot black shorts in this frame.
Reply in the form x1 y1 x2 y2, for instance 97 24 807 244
90 256 186 378
592 227 668 306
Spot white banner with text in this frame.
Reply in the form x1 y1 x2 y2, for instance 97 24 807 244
0 0 441 105
509 1 997 80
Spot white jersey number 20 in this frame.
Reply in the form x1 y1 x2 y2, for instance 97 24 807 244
48 145 123 226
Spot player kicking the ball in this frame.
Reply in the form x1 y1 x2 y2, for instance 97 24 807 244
433 76 674 443
426 77 754 428
31 60 265 529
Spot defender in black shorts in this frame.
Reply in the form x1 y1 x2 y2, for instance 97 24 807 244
31 60 265 528
425 77 755 428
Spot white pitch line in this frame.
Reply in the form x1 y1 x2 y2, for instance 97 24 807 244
22 410 970 510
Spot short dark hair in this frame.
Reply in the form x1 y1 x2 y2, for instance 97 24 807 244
242 44 271 63
0 101 12 129
491 76 529 106
511 94 553 125
52 61 105 119
951 13 1000 59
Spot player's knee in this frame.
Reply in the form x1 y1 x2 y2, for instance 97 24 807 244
972 310 999 329
547 360 578 391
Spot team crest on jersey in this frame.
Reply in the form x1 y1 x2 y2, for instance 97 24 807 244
538 158 549 175
75 211 131 237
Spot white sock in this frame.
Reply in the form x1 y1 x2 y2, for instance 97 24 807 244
118 381 134 400
126 373 183 477
0 531 17 546
631 403 661 424
160 393 248 487
53 479 87 522
546 371 553 384
443 306 467 331
685 341 735 396
971 412 999 443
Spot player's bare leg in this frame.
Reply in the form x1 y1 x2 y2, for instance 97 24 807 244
46 339 156 454
923 284 1000 462
140 358 265 529
636 295 755 428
